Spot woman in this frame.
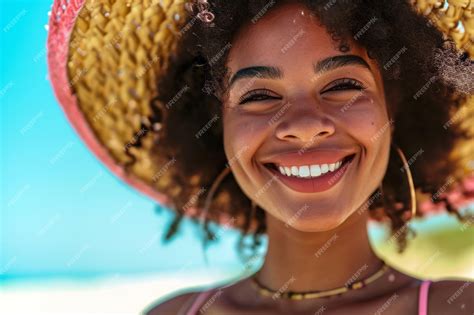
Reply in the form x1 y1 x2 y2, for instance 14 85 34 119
47 0 474 314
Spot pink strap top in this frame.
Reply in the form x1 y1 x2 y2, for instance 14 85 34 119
185 288 216 315
186 280 432 315
418 280 432 315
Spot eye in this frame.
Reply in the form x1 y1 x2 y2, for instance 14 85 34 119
321 78 366 94
238 88 280 105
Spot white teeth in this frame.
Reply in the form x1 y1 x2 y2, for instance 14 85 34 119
291 166 298 176
272 158 347 178
310 165 321 177
279 166 285 175
321 164 329 173
299 165 310 178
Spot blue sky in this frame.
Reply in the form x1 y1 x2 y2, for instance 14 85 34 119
0 0 247 280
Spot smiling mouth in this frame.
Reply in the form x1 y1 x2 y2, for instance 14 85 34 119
263 153 356 179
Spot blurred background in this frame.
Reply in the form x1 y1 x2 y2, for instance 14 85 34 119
1 0 473 314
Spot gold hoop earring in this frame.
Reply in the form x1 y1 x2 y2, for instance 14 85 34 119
199 166 231 226
391 143 417 219
251 199 257 210
250 199 257 222
199 165 259 230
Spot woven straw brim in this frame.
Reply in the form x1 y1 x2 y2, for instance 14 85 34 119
48 0 473 214
49 0 190 209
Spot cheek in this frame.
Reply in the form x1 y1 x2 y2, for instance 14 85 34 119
337 95 391 192
336 95 391 147
223 110 278 202
223 110 269 179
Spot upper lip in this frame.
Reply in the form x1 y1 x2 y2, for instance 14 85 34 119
261 149 356 167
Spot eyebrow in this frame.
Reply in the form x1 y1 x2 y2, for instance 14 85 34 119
228 54 371 88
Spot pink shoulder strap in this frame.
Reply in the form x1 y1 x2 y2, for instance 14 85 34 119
418 280 432 315
185 289 216 315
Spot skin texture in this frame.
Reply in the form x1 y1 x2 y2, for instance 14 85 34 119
222 0 391 293
223 3 391 231
145 2 474 314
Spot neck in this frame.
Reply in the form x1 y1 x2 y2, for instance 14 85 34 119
256 209 384 294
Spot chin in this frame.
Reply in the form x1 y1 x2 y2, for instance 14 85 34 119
278 207 350 232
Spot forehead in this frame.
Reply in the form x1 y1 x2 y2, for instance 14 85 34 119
227 2 368 71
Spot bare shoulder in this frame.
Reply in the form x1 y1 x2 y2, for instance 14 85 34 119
427 279 474 314
142 291 200 315
142 277 251 315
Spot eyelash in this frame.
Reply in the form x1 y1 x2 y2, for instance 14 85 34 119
238 78 366 105
322 78 366 93
238 87 277 104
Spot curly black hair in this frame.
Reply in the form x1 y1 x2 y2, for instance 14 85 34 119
144 0 473 261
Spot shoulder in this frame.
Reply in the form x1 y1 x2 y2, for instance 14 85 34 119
426 279 474 314
143 291 201 315
142 277 251 315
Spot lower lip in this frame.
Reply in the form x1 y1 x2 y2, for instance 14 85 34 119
264 156 355 193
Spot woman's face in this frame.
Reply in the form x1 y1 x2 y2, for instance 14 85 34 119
222 2 392 231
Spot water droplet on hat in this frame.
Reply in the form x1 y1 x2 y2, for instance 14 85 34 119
152 122 163 131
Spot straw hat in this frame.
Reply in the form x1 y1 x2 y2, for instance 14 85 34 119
47 0 474 222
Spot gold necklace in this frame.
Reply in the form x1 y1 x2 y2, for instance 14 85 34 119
251 260 390 300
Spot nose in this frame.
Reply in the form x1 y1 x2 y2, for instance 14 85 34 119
274 100 336 144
